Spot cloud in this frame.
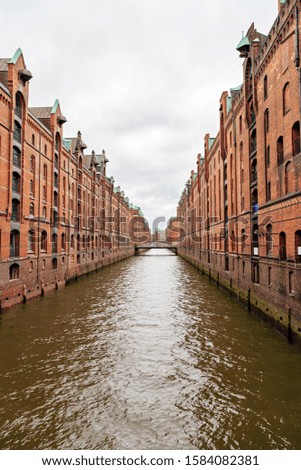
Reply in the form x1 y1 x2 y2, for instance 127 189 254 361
1 0 277 227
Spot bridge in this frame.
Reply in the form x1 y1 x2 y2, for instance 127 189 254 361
135 243 178 256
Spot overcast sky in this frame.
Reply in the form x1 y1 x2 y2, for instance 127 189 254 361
2 0 277 231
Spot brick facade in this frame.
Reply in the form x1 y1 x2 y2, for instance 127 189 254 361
0 48 150 310
172 0 301 340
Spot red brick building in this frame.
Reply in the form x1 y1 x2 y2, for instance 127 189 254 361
0 48 150 309
174 0 301 339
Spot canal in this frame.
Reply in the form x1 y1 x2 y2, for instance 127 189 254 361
0 250 301 450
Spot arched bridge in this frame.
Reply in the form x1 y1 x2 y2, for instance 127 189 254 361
135 243 178 256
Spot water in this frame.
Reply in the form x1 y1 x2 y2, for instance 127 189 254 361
0 250 301 450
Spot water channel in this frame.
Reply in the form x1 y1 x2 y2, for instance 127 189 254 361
0 250 301 450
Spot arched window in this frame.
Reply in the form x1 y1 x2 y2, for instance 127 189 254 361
245 58 252 96
44 144 47 155
55 133 60 152
32 134 35 146
250 128 257 154
15 93 22 118
295 230 301 262
71 234 75 249
241 229 246 253
285 161 293 194
266 145 270 167
10 230 20 257
52 258 57 270
43 164 47 180
52 233 58 253
251 159 257 183
30 179 34 195
11 199 20 221
30 155 35 173
292 122 300 156
283 82 290 115
54 154 59 170
61 233 66 251
54 191 58 207
279 232 287 260
43 206 47 219
239 115 242 133
9 263 20 280
29 202 34 216
54 173 58 188
77 234 81 251
12 172 21 193
252 224 259 256
231 230 235 252
264 75 268 100
13 121 22 142
277 136 284 165
41 230 47 252
52 209 58 227
28 230 35 252
251 189 258 214
264 109 269 134
266 224 273 256
13 147 21 167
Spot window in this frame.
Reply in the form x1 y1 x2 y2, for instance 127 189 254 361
289 271 294 294
10 230 20 257
264 109 269 134
239 115 242 134
264 75 268 100
251 189 258 214
77 234 81 251
55 133 60 151
9 263 19 280
30 179 34 195
277 136 284 165
52 258 57 270
43 206 47 219
61 233 66 251
295 230 301 262
266 145 270 167
41 230 47 252
52 210 58 227
250 129 257 154
43 185 47 201
54 173 58 188
29 202 34 216
267 181 271 201
252 262 260 284
266 224 273 256
285 161 293 194
32 134 35 146
12 172 20 193
44 144 47 155
52 233 58 253
54 191 58 207
283 82 290 115
241 229 246 253
13 147 21 167
15 93 22 118
43 164 47 179
71 234 75 249
252 224 259 256
292 122 300 156
13 121 22 142
279 232 287 260
11 199 20 221
28 230 35 252
54 154 59 170
251 159 257 183
30 156 35 172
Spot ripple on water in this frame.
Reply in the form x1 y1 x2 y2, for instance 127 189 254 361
0 254 301 449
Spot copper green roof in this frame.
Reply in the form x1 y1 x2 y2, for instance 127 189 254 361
9 48 23 64
209 138 215 150
51 99 60 114
236 36 250 51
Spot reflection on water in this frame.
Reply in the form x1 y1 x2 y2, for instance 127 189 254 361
0 250 301 449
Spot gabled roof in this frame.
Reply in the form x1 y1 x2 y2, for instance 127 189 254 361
9 48 23 65
29 107 52 119
0 58 10 72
